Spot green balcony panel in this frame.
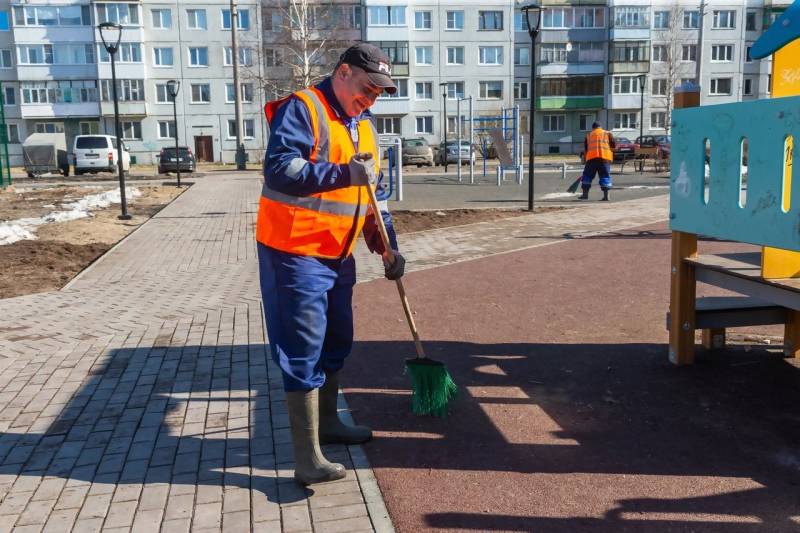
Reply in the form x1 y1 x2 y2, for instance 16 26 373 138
536 96 604 109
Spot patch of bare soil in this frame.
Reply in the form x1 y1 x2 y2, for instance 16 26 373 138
390 206 566 234
0 185 184 299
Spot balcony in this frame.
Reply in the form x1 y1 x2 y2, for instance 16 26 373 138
21 101 99 119
610 28 650 40
538 63 605 76
536 96 603 110
608 61 649 74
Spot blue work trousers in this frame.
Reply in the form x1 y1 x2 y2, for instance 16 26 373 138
581 158 613 189
258 243 356 391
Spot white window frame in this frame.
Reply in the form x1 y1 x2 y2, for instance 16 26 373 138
513 81 529 99
415 115 433 134
711 44 733 62
650 111 666 130
190 83 211 103
155 83 174 103
188 46 209 67
479 81 502 99
153 47 173 67
683 11 699 29
709 77 732 95
613 112 638 130
652 45 667 62
446 47 464 65
221 8 249 30
415 81 432 100
376 116 401 135
445 10 464 30
446 81 464 100
158 120 176 139
3 86 14 105
681 44 697 61
653 11 669 29
652 78 668 96
367 6 406 26
186 9 207 30
479 46 503 66
743 78 753 96
120 120 142 140
543 114 566 133
612 76 643 95
415 46 432 66
514 47 530 66
712 10 735 29
414 10 431 30
6 124 19 143
151 8 171 29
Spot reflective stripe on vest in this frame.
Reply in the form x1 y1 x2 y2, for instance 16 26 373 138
585 128 613 161
256 86 380 259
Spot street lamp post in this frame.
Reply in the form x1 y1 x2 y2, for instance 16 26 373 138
98 21 131 220
521 1 543 212
166 80 182 188
639 74 646 142
439 82 448 172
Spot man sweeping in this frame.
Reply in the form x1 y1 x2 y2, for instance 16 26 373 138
258 43 405 485
580 121 615 201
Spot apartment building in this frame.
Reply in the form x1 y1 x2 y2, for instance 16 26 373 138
0 0 266 166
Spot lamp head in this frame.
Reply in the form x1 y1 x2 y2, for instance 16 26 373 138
166 79 180 98
518 1 544 35
98 21 123 52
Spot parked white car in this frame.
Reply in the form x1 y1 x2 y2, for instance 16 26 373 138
71 135 131 175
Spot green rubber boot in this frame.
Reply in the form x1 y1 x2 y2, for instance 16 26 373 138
287 389 346 485
319 372 372 445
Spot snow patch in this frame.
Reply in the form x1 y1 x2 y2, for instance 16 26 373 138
542 192 578 199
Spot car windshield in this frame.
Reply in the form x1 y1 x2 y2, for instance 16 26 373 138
163 147 191 155
76 137 107 149
617 137 631 144
403 140 426 147
656 135 671 143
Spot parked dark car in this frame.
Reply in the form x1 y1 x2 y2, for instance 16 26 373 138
579 136 639 162
158 146 196 174
435 140 476 165
635 135 671 158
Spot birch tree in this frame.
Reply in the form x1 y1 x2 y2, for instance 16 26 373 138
651 5 694 133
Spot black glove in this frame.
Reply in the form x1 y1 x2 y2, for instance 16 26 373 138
384 252 405 280
348 153 377 186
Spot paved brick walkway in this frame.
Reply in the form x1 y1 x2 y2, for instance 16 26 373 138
0 173 668 531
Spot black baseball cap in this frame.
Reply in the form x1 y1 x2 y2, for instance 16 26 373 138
338 43 397 94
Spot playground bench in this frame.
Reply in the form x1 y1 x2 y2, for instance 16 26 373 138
621 146 668 173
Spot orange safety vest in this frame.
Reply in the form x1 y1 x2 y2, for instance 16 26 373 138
585 128 613 161
256 87 380 259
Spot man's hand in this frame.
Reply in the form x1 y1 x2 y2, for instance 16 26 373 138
383 251 405 280
349 153 377 186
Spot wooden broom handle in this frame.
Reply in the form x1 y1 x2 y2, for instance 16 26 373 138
361 157 426 359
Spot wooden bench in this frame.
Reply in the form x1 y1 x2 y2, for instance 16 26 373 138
622 146 668 173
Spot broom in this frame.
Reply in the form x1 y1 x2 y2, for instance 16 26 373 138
358 153 458 417
566 176 583 193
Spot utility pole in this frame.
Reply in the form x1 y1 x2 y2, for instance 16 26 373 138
231 0 246 169
695 0 706 91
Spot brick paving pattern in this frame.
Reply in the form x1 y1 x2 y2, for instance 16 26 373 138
0 172 667 531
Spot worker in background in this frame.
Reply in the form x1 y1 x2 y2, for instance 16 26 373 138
258 43 405 485
581 121 615 201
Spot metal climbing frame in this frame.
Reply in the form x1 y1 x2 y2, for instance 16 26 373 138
466 106 522 186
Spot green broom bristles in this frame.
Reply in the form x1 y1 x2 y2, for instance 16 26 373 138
405 358 458 417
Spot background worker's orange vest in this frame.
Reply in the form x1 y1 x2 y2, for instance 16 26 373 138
257 87 380 259
585 128 613 161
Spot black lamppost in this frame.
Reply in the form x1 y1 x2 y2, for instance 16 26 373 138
98 21 130 220
638 74 646 142
521 1 543 212
439 82 448 172
166 80 182 187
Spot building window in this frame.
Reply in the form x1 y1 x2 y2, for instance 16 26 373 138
367 6 405 26
543 114 566 133
479 11 503 30
224 47 253 66
543 7 604 29
101 79 144 102
35 122 64 133
97 3 139 26
653 11 669 29
446 47 464 65
745 46 752 63
377 117 401 135
151 9 171 29
537 76 604 97
479 46 503 65
379 79 408 98
479 81 502 99
121 121 142 140
415 116 433 134
79 121 99 135
746 11 757 31
5 124 19 143
612 76 643 94
710 78 732 95
99 43 141 63
221 8 249 30
613 112 638 130
447 82 464 100
652 79 668 96
22 81 98 104
189 47 209 67
153 47 173 66
514 12 525 32
514 47 530 66
513 81 529 99
158 121 176 139
713 10 735 29
578 114 596 131
681 45 697 61
414 11 431 30
711 44 733 62
0 49 11 68
155 84 174 103
613 7 649 28
190 83 211 103
13 5 91 26
225 83 253 103
683 11 699 29
540 43 568 63
652 45 667 62
187 9 207 30
3 86 14 105
415 82 432 100
743 78 753 96
446 10 464 30
415 46 432 66
264 48 282 68
610 41 649 62
650 112 666 129
375 41 408 66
